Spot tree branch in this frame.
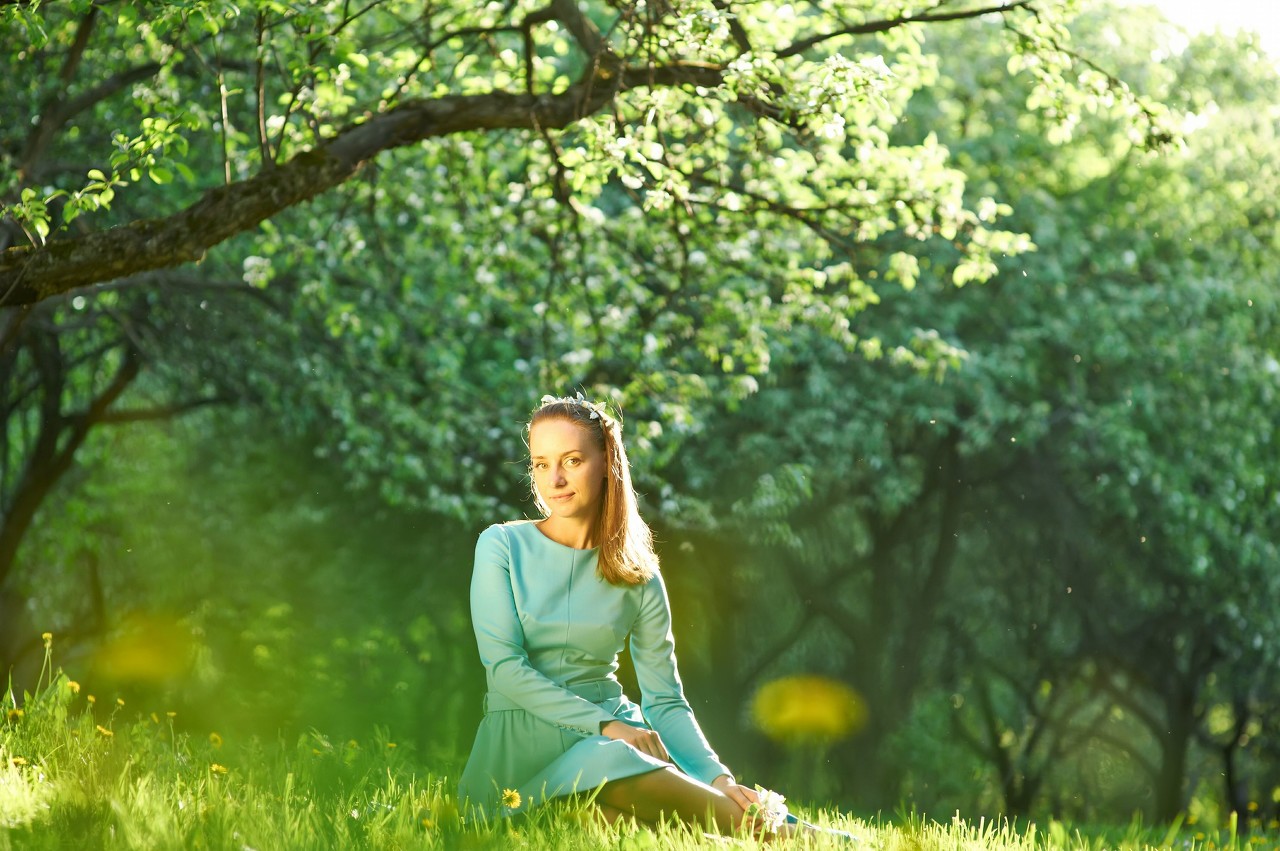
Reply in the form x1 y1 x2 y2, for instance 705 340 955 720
19 63 165 182
0 59 627 307
97 395 232 424
776 0 1037 59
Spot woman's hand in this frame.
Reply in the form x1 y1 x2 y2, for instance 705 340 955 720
601 720 671 763
711 774 759 814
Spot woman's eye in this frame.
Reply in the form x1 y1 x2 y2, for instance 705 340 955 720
565 458 579 466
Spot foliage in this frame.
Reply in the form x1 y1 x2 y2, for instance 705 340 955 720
0 0 1151 518
666 2 1280 822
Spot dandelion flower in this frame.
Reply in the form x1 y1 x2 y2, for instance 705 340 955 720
96 724 113 738
116 698 125 707
42 632 53 648
9 757 28 767
166 711 176 718
386 742 397 749
87 695 96 705
151 713 160 724
209 732 223 748
421 817 435 830
501 788 522 810
67 681 80 694
751 674 868 745
210 763 228 775
5 708 23 724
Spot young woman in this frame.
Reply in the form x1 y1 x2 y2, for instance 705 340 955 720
457 393 766 834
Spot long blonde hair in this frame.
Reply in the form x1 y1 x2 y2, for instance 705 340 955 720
529 396 657 585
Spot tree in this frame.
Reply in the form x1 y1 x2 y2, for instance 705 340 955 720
1 0 1132 306
2 0 1161 678
667 5 1279 820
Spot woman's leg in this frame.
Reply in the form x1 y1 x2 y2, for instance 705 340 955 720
596 767 746 834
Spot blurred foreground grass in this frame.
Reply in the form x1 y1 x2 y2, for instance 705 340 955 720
3 642 1272 851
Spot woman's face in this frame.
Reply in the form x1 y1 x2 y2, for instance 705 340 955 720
529 417 607 523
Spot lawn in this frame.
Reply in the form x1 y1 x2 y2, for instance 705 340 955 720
2 640 1268 850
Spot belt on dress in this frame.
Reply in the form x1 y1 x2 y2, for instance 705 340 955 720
482 678 623 713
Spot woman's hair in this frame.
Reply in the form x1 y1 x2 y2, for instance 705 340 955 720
528 395 657 586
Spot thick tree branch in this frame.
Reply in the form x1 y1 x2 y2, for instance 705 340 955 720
0 60 627 307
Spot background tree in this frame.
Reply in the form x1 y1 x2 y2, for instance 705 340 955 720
670 4 1279 820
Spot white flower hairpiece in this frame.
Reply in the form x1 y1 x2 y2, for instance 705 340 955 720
539 391 608 422
746 785 789 834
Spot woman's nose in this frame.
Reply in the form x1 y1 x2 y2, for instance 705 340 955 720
551 465 567 485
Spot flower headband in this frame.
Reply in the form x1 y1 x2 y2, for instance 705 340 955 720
539 392 612 424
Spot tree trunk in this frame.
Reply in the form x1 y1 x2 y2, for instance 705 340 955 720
1154 687 1195 821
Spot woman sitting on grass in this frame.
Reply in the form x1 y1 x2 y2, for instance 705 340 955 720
458 393 841 839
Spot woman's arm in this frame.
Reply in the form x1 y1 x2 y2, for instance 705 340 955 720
471 525 617 737
629 570 734 785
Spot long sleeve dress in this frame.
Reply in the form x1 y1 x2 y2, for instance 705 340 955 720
457 520 731 818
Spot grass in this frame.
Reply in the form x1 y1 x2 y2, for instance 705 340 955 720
3 639 1275 850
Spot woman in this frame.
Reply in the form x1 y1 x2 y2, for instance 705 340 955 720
457 392 766 833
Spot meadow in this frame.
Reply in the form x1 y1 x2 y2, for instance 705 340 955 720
4 638 1270 851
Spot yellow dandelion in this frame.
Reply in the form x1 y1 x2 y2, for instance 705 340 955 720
42 632 52 648
87 695 96 705
210 763 228 775
751 674 868 745
209 732 223 749
9 756 28 767
96 724 114 738
116 697 125 707
386 742 397 749
1247 801 1259 812
6 708 23 724
501 788 522 810
166 711 176 718
151 713 160 724
421 817 435 830
66 680 80 694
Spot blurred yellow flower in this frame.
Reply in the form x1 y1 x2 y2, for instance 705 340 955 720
42 632 52 648
151 713 160 724
96 725 113 738
67 681 80 694
166 711 176 718
421 817 435 830
386 742 397 749
209 732 223 749
751 674 868 745
9 756 28 767
210 763 228 775
87 695 96 705
501 788 522 810
5 708 23 724
116 698 125 707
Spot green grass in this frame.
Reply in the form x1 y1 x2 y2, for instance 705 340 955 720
3 643 1273 850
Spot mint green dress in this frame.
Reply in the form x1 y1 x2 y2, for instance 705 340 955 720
458 520 731 818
